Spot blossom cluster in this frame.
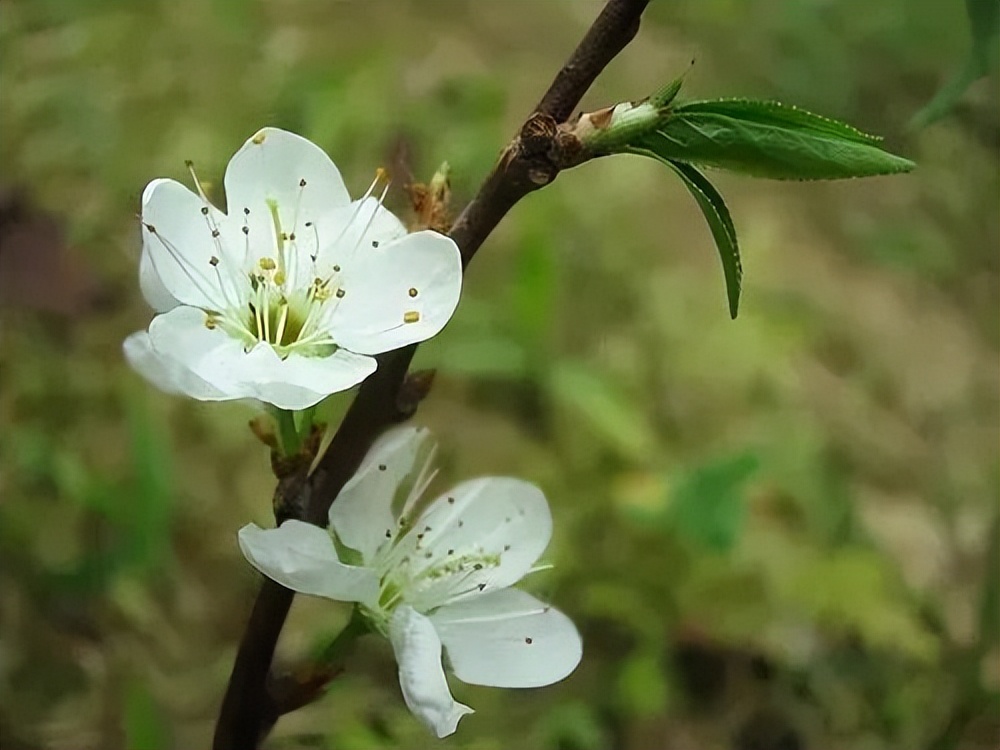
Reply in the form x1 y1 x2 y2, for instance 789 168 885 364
125 128 581 737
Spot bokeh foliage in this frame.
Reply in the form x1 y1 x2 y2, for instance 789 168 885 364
1 1 997 748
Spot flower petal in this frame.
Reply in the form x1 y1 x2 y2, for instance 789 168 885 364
311 197 408 276
329 426 432 563
238 521 379 606
430 588 582 688
139 245 181 312
141 178 243 310
388 605 474 738
329 230 462 355
223 127 351 270
146 305 247 399
239 344 377 410
409 478 552 607
123 330 230 400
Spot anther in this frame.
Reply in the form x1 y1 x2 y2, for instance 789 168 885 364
252 131 266 144
525 637 533 644
209 256 220 266
408 288 418 298
200 206 209 215
385 530 392 538
305 221 312 227
259 258 277 271
289 233 296 241
212 229 220 238
244 207 250 215
478 583 486 591
242 226 250 235
299 178 307 187
372 240 379 248
447 497 455 504
335 289 345 298
378 464 387 471
503 544 511 551
403 311 420 324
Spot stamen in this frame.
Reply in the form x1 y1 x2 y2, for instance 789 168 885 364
274 303 289 346
143 223 222 308
185 160 211 202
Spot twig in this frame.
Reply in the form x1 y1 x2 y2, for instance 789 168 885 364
212 1 651 747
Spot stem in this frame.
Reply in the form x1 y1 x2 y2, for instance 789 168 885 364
274 409 301 457
319 607 370 666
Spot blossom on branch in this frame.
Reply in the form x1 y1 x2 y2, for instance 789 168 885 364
124 128 462 410
238 427 582 737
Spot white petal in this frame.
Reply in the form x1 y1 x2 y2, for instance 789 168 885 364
329 426 432 562
431 589 582 688
146 305 247 399
329 230 462 355
388 606 474 738
139 246 181 312
239 344 377 410
123 330 230 400
141 178 242 310
238 521 379 606
410 478 552 606
223 127 351 271
311 197 409 277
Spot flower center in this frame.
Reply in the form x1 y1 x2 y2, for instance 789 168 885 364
207 256 342 359
179 163 393 361
360 519 502 630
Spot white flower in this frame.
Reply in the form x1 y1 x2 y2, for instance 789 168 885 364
124 128 463 411
238 427 583 737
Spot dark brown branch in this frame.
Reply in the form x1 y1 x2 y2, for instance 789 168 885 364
212 2 650 747
535 0 650 122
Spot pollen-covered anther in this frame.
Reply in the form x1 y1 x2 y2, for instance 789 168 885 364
259 257 277 271
403 311 420 324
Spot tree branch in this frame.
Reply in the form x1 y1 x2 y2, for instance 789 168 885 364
212 1 651 747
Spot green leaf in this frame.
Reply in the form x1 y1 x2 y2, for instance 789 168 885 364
650 68 688 108
637 99 915 180
124 679 170 750
667 452 759 553
910 0 999 129
549 361 657 461
677 99 884 145
978 510 1000 652
968 0 1000 69
616 649 671 718
627 150 741 318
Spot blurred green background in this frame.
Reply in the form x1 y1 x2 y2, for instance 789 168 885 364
1 1 998 748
